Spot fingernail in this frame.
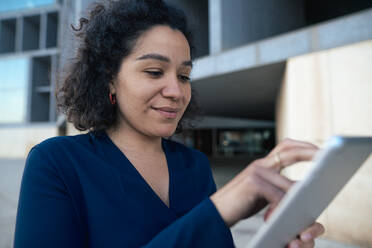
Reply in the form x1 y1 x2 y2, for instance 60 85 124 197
290 243 300 248
301 233 312 242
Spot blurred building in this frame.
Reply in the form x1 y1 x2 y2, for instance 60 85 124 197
0 0 88 157
1 0 372 246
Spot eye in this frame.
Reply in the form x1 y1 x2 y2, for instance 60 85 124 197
145 70 163 78
178 75 190 83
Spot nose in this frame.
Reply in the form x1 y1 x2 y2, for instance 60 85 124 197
161 75 182 100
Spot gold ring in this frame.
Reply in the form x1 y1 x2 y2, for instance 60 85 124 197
274 152 283 170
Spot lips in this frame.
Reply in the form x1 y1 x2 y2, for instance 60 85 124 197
151 106 180 119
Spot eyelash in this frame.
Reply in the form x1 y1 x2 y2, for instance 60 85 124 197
146 71 163 77
145 71 190 83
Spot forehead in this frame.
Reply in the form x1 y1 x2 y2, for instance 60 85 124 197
129 25 191 61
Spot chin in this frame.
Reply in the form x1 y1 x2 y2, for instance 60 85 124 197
152 124 178 138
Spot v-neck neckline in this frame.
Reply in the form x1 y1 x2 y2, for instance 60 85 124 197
101 131 174 211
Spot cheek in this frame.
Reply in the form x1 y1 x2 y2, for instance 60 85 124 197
120 83 158 107
145 87 165 107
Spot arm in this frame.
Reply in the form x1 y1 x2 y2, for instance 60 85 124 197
14 147 86 248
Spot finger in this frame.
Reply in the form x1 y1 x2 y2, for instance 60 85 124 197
304 240 315 248
250 173 286 205
287 239 304 248
263 203 280 222
254 167 296 222
264 147 318 172
300 222 325 242
255 166 295 192
279 147 318 166
268 138 319 157
288 239 315 248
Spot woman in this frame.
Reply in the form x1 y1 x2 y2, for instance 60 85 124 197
14 0 324 247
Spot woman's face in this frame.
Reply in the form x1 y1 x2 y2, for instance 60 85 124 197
110 25 192 138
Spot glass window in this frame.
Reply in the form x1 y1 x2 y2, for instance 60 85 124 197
0 0 55 13
0 57 29 123
217 129 275 157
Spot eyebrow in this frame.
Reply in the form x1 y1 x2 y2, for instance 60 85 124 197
136 53 193 68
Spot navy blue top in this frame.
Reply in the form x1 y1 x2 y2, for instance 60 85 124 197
14 132 235 247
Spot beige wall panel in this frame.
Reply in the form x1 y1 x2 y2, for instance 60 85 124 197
328 41 372 136
276 52 333 144
277 40 372 246
276 51 333 180
0 125 58 159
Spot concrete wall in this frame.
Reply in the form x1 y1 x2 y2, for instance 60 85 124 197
0 124 58 158
276 40 372 247
221 0 305 51
167 0 209 58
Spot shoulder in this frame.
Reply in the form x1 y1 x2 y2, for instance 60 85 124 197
31 133 99 160
35 133 90 152
26 133 93 169
24 133 97 185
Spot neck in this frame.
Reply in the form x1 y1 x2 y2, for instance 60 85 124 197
106 121 163 156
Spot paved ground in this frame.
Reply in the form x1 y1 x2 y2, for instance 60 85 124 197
0 159 24 248
0 157 362 248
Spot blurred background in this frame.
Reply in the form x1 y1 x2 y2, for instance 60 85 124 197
0 0 372 247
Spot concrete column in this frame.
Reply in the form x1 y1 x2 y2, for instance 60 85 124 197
50 54 58 122
39 12 47 49
15 17 23 52
208 0 222 55
26 59 33 122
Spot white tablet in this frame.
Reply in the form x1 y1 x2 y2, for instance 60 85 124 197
247 136 372 248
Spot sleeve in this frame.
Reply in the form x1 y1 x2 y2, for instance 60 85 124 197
141 152 235 248
14 147 86 248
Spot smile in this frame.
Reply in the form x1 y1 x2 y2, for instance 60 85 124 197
151 107 180 119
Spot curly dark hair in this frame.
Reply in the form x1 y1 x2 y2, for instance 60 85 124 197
56 0 201 134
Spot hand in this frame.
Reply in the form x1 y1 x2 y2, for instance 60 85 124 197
265 140 325 248
286 222 325 248
264 196 325 247
210 138 319 226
